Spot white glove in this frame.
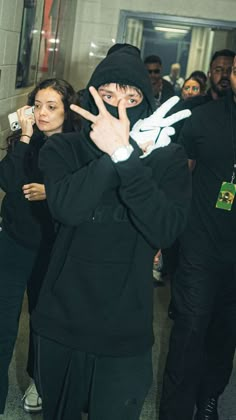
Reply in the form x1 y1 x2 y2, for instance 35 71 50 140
130 96 191 158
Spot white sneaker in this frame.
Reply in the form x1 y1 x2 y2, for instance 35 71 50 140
22 381 42 413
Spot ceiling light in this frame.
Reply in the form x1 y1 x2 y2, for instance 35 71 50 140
154 26 188 34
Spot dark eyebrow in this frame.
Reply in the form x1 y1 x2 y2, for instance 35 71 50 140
214 65 231 70
98 88 113 94
98 88 142 100
127 93 140 97
35 99 58 104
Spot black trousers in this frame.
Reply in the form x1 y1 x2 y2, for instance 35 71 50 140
26 237 53 379
159 237 236 420
0 228 37 413
34 334 153 420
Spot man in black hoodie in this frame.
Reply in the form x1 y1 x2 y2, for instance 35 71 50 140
32 44 191 420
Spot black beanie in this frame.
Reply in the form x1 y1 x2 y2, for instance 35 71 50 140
106 43 141 56
86 44 156 113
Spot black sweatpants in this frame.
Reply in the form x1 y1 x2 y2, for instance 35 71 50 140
26 238 53 378
0 228 37 413
159 238 236 420
34 334 153 420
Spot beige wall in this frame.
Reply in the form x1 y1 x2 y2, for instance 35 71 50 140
69 0 236 91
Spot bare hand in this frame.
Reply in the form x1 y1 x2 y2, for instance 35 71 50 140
154 249 162 264
70 86 130 155
22 183 46 201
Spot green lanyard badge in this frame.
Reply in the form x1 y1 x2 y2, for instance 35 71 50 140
216 181 236 211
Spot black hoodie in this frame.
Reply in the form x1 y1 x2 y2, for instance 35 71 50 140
32 45 191 356
0 132 54 249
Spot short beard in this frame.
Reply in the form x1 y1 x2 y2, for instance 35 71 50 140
211 80 230 97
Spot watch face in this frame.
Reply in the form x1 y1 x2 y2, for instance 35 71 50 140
115 147 130 160
111 145 134 163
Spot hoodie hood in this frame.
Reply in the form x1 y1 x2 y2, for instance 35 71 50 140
83 45 156 116
79 44 156 155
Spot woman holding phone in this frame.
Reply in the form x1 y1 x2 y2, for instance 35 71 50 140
0 78 80 414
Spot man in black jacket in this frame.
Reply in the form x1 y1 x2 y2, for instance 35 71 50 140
32 44 191 420
159 56 236 420
144 55 175 107
167 48 235 143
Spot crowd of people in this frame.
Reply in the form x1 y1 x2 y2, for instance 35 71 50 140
0 43 235 420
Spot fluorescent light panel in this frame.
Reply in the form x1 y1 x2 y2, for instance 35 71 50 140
154 26 188 34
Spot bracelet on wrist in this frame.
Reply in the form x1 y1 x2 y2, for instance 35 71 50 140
21 134 31 139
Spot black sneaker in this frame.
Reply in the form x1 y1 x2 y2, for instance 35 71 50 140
194 397 219 420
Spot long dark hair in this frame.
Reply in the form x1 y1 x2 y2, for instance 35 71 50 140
6 78 81 150
182 76 205 98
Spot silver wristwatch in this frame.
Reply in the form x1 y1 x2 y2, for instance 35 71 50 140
111 145 134 163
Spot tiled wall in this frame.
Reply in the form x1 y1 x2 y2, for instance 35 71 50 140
0 0 31 158
0 0 78 158
68 0 236 92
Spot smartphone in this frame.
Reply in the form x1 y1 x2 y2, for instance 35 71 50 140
8 106 35 131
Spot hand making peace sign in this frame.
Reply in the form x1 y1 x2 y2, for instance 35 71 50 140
70 86 131 156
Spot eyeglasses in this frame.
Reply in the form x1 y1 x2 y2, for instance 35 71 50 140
147 69 161 74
